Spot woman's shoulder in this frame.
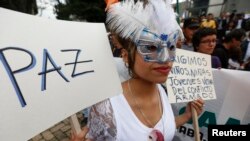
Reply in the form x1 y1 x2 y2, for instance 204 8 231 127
88 98 117 140
90 93 124 116
90 98 113 116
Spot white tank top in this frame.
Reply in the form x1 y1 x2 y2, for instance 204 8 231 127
110 84 176 141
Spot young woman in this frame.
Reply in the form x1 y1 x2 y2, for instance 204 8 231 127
192 27 222 68
72 0 204 141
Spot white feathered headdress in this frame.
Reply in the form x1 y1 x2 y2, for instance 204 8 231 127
106 0 183 43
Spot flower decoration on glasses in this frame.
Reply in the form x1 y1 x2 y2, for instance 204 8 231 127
106 0 183 63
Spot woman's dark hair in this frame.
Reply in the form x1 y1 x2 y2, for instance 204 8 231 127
115 34 137 77
192 28 217 52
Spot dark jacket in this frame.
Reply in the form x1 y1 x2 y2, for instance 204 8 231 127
241 39 250 60
212 44 229 68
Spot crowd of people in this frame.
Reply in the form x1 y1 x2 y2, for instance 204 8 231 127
180 12 250 71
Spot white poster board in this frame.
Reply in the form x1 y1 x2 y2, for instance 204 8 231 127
167 49 216 103
172 69 250 141
0 8 122 141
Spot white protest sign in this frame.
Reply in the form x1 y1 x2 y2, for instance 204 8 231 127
0 8 122 141
172 69 250 141
167 49 216 103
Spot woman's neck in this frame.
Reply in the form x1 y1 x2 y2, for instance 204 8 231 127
123 78 163 128
128 78 158 100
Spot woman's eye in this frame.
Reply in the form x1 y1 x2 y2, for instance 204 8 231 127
146 45 157 52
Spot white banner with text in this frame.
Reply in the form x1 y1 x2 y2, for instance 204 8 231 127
0 8 122 141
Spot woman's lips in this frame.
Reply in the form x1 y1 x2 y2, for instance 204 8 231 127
153 67 171 74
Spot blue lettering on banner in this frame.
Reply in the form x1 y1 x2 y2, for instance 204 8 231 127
61 49 94 77
0 47 36 107
38 49 69 91
0 47 94 107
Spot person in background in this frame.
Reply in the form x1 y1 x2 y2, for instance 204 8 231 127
216 12 228 43
212 29 245 68
199 14 206 23
181 17 200 51
241 32 250 62
71 0 204 140
235 13 246 30
201 13 216 29
225 20 236 35
228 47 243 70
192 28 221 68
